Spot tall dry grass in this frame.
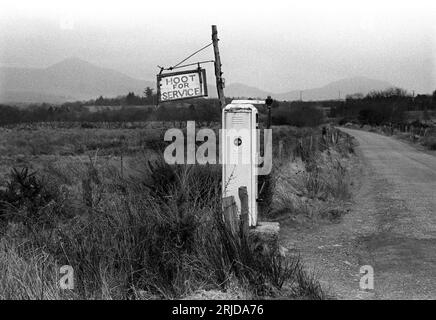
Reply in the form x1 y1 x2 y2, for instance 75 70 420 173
0 151 326 299
269 126 354 221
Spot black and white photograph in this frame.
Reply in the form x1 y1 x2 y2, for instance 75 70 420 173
0 0 435 306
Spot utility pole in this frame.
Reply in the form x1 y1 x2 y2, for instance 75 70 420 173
212 25 226 108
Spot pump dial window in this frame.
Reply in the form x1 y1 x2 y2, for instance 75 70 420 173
234 137 242 146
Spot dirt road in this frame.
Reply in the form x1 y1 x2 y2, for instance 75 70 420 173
281 128 436 299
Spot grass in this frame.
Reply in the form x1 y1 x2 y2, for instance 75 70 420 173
347 121 436 152
422 135 436 150
269 126 354 223
0 238 63 300
394 130 436 151
0 123 328 299
0 127 165 157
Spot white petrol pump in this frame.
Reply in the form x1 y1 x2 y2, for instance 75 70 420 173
222 100 262 227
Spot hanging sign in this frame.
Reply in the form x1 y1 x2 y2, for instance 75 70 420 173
157 68 208 102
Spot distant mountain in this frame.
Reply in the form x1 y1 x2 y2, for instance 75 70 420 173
222 83 272 99
220 77 393 101
0 57 394 104
0 57 154 103
274 77 394 101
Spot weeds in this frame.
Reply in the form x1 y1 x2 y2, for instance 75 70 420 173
422 135 436 150
270 127 353 222
0 168 62 229
0 158 325 299
0 122 331 300
0 236 65 300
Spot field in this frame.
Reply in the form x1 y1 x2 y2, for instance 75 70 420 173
0 121 355 299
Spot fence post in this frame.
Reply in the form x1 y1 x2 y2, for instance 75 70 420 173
289 143 294 162
223 196 238 236
278 140 283 159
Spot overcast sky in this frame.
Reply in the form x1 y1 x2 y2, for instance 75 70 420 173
0 0 435 93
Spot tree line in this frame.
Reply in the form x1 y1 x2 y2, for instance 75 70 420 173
0 89 222 126
9 86 434 128
0 87 329 127
331 88 436 126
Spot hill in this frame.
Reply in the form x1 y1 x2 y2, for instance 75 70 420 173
275 77 393 101
218 77 393 101
0 58 154 104
0 57 394 103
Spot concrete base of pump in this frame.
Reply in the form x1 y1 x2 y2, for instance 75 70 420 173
248 221 280 256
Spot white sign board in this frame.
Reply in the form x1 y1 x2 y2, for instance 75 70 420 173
157 69 208 102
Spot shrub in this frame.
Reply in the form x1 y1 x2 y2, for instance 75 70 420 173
0 154 326 299
0 168 60 228
422 135 436 150
36 162 316 298
273 105 325 127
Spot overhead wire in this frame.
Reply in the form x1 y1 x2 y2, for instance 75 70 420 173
158 42 213 72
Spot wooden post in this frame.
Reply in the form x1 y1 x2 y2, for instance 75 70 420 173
223 196 239 236
212 25 226 109
238 186 249 237
278 140 283 159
